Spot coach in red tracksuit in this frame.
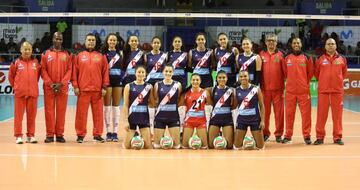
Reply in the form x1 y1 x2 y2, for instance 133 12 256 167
259 33 286 143
72 33 109 143
314 38 347 145
41 32 72 143
8 42 41 144
283 38 313 145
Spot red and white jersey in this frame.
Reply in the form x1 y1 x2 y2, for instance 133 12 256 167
185 89 207 125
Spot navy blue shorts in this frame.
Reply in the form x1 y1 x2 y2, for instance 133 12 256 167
109 76 124 87
236 122 260 131
129 124 149 130
154 120 180 129
209 121 234 127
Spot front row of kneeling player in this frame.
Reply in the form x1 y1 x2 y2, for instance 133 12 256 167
123 64 265 150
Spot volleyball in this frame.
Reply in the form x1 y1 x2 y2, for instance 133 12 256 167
213 136 227 149
131 136 144 150
189 135 202 149
243 136 256 150
160 136 173 149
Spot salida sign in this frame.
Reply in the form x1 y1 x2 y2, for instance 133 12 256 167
0 71 14 94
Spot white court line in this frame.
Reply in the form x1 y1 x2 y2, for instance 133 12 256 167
0 153 360 160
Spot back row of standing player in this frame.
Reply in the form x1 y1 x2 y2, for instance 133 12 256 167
10 31 347 148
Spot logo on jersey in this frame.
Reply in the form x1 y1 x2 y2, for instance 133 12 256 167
18 63 24 70
92 56 100 62
81 55 88 62
60 55 67 61
47 55 53 62
32 62 37 70
322 59 329 65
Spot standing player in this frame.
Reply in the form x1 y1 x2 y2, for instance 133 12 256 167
208 71 235 149
144 36 167 137
144 36 167 85
167 36 188 132
214 32 239 87
259 33 285 142
168 36 187 88
188 32 214 88
233 70 265 150
72 33 109 143
101 33 125 142
123 35 144 85
123 65 153 149
180 74 213 148
236 37 262 85
152 64 182 149
9 42 41 144
314 38 347 145
283 38 313 145
41 32 72 143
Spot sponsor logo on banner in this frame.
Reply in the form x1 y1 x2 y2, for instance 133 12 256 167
2 26 23 40
340 30 353 40
344 71 360 95
0 72 5 83
0 71 13 94
92 29 106 37
228 29 249 42
127 30 140 38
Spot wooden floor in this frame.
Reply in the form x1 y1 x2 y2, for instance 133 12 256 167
0 106 359 190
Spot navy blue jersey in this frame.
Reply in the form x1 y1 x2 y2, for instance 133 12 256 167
124 49 144 84
168 51 187 88
191 48 213 88
209 86 233 125
146 51 166 85
236 85 260 125
128 82 151 125
155 81 180 122
105 50 125 86
215 48 237 87
237 53 257 84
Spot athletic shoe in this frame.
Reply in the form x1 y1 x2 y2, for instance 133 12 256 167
16 137 23 144
275 136 282 143
304 137 312 145
93 136 105 143
44 137 54 143
282 138 292 144
313 139 324 145
77 136 84 143
264 135 270 142
26 137 38 144
334 139 344 145
56 136 66 143
112 133 119 142
106 132 112 142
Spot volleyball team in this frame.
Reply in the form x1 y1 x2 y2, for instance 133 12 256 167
9 31 347 149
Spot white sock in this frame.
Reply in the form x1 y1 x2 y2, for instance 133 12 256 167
178 106 186 133
205 105 213 129
112 106 120 134
104 106 111 133
231 109 238 127
149 108 155 135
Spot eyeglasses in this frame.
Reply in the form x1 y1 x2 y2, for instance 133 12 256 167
266 39 277 42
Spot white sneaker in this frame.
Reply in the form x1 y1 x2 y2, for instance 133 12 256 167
26 137 38 143
16 137 23 144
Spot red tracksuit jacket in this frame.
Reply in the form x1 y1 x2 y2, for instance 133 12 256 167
41 47 72 92
314 52 347 94
259 50 286 91
72 50 109 91
8 57 41 98
284 52 313 94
